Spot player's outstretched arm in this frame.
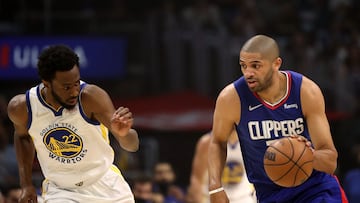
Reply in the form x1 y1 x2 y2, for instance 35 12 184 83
7 94 38 203
81 84 139 152
301 77 338 174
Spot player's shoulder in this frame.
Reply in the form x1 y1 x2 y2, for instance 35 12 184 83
215 83 240 122
199 132 212 145
217 83 239 103
81 83 103 95
195 132 212 154
7 94 27 123
80 83 109 102
80 83 113 113
300 75 323 98
8 94 26 110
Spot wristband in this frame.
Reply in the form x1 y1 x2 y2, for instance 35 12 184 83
209 187 224 195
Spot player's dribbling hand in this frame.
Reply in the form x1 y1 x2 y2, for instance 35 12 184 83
290 135 314 152
111 107 133 137
19 186 38 203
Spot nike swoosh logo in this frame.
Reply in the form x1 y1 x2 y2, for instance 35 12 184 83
248 104 263 111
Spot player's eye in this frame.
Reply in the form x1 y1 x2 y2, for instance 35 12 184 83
240 63 247 69
252 64 261 69
63 86 71 90
63 81 80 91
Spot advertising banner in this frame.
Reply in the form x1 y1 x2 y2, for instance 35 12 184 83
0 36 127 80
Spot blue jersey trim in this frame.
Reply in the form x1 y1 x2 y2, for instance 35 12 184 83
36 85 64 116
25 90 32 130
78 83 101 125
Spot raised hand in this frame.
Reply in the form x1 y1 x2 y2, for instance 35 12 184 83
110 107 133 137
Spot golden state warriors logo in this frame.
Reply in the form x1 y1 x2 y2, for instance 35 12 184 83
43 127 83 158
222 161 244 184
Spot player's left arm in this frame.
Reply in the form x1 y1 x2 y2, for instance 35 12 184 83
81 84 139 152
301 76 338 174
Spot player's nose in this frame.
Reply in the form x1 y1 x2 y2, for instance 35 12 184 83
69 86 80 97
243 69 255 78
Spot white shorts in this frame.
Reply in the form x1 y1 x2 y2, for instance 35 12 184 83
42 165 134 203
228 193 257 203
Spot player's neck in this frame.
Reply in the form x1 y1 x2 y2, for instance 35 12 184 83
257 71 287 104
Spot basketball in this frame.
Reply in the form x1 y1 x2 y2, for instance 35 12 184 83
263 137 314 187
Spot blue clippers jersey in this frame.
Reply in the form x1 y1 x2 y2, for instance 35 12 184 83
234 71 345 202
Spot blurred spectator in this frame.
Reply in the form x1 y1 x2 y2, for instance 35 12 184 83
132 175 164 203
0 96 18 185
343 44 360 115
0 96 8 119
0 190 4 203
153 162 185 203
181 0 225 33
157 0 180 31
343 143 360 203
295 0 330 33
224 0 263 57
225 1 261 38
334 43 360 116
329 0 352 11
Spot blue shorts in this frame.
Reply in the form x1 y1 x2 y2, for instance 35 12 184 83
256 173 348 203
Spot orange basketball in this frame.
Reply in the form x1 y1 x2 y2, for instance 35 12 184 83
263 137 314 187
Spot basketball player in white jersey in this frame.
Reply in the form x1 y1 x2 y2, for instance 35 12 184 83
186 129 256 203
7 45 139 203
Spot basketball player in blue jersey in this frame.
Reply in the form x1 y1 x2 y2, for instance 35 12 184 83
7 45 139 203
208 35 348 203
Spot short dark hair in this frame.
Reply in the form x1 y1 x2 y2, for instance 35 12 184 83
37 45 80 81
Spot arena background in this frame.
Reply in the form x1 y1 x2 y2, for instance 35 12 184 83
0 0 359 190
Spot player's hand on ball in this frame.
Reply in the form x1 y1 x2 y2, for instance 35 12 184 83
263 137 314 187
111 107 133 137
290 135 314 152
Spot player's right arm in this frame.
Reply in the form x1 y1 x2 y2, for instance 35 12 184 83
7 94 38 203
208 84 240 203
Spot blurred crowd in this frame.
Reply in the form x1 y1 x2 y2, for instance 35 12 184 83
1 0 360 116
146 0 360 116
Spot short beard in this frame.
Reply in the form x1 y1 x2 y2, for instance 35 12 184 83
252 69 274 92
51 89 76 109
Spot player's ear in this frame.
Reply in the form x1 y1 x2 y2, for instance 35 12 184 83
42 80 50 88
273 57 282 70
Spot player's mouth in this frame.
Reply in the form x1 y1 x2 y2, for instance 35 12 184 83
68 97 78 104
246 79 257 88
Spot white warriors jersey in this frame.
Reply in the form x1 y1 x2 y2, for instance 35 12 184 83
222 141 255 202
201 141 255 203
26 82 114 188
